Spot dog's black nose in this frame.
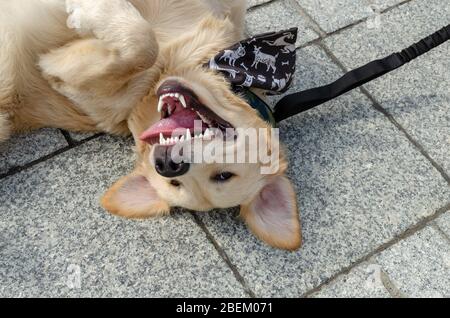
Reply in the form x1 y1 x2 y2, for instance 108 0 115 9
154 146 190 178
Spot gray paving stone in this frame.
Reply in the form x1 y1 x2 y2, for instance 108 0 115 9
311 262 391 298
198 45 450 297
245 0 319 46
324 0 450 173
296 0 405 33
435 212 450 238
0 135 246 297
375 226 450 298
0 129 68 175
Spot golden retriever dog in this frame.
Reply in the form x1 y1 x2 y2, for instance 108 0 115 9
0 0 302 250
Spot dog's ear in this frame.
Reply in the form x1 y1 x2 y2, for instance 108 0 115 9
240 175 302 251
101 171 170 219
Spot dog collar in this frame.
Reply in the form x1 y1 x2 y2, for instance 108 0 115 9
237 88 277 127
206 28 298 126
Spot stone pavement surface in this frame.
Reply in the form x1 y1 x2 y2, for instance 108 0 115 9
1 0 449 297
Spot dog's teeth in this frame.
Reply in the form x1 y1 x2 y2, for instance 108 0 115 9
179 95 187 108
186 129 191 140
157 97 164 113
174 137 179 143
160 133 164 144
180 135 185 143
204 129 213 138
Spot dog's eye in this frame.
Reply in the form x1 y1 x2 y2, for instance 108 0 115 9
170 180 182 187
211 172 236 183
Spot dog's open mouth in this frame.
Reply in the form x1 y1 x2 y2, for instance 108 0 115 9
140 80 234 146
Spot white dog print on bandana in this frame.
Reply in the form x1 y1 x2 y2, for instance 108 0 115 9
207 28 298 94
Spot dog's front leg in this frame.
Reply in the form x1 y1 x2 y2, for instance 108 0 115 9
41 0 157 90
39 0 158 134
65 0 158 72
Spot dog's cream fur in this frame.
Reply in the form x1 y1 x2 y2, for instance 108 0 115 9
0 0 302 250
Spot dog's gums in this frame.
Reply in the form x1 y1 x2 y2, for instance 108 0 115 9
140 81 234 146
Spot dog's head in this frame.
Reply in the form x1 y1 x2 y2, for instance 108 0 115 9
102 15 301 251
236 43 246 57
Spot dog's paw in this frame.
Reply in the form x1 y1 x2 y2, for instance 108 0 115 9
65 0 141 39
66 0 92 36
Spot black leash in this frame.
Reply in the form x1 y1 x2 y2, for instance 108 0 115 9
273 24 450 123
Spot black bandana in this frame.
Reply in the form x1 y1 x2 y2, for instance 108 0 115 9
207 28 298 95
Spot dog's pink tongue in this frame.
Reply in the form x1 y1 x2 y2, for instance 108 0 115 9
140 109 199 141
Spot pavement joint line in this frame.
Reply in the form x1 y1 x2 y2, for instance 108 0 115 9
379 0 414 16
431 223 450 244
289 0 327 37
247 0 280 12
298 37 323 49
316 40 353 71
315 41 450 186
0 133 104 181
59 129 76 147
301 202 450 297
191 213 257 298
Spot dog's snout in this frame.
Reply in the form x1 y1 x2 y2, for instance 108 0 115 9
154 146 190 178
155 157 190 178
